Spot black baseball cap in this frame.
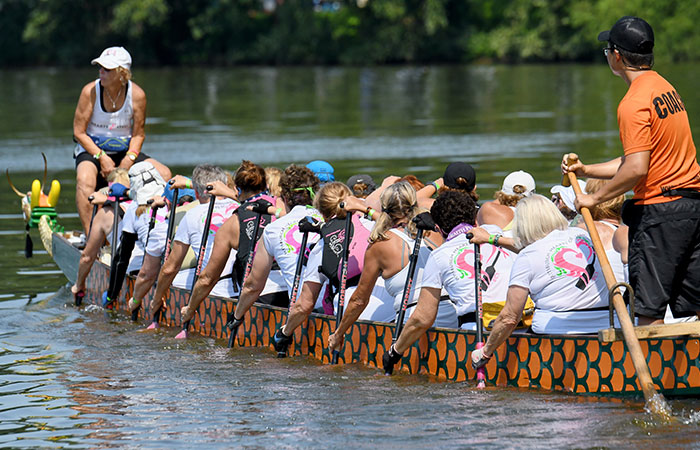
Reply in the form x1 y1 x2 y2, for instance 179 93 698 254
443 162 476 192
598 16 654 55
347 174 377 196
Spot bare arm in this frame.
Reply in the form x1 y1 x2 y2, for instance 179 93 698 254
233 240 273 320
283 281 323 334
132 253 162 302
562 152 622 180
118 82 146 171
576 152 649 210
73 83 115 176
181 220 239 321
328 243 382 351
72 209 110 291
481 285 529 356
393 286 441 354
150 241 188 312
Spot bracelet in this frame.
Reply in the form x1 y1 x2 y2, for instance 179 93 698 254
274 207 282 218
367 208 375 219
493 234 501 247
488 234 495 245
130 297 141 306
185 179 193 189
365 206 372 216
93 150 105 160
431 181 441 191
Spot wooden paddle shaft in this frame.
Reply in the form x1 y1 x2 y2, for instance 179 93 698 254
567 170 659 403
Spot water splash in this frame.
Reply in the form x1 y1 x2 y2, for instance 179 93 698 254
645 393 674 422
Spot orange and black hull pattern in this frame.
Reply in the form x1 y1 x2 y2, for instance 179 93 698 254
54 233 700 397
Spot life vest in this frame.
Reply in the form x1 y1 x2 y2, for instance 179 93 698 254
319 213 369 292
232 194 275 288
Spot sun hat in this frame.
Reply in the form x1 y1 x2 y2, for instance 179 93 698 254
307 160 335 183
551 180 587 212
598 16 654 55
501 170 536 196
128 161 166 206
347 174 377 196
91 46 132 70
443 162 476 191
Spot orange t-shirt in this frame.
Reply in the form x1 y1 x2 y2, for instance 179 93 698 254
618 71 700 204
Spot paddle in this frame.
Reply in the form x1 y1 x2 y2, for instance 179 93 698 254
226 201 265 348
566 158 671 416
470 234 486 389
331 206 353 364
270 216 318 357
176 186 215 339
130 200 161 321
391 212 435 345
86 197 98 242
103 184 126 309
151 185 178 326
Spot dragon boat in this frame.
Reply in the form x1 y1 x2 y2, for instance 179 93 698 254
43 223 700 397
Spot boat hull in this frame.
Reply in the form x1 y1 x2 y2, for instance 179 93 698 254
52 232 700 396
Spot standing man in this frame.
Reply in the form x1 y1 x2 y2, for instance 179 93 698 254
563 16 700 326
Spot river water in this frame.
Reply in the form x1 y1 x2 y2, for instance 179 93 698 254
2 64 700 447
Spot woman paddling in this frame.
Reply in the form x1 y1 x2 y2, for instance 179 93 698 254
149 165 239 325
180 161 289 323
328 181 459 355
471 195 614 369
225 165 323 336
73 46 170 234
272 182 395 355
383 190 514 372
476 170 535 231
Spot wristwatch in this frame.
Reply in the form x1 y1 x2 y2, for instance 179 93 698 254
127 152 137 161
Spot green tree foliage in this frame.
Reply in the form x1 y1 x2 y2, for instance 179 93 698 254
2 0 700 67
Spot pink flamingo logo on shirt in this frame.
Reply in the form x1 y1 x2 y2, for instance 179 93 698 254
551 236 597 290
454 244 508 290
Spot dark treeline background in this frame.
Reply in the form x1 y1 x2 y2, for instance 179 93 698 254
1 0 698 67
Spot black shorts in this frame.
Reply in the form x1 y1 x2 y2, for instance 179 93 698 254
75 150 150 188
622 197 700 319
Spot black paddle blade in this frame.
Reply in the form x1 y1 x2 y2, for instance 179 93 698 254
227 330 236 348
131 307 139 322
74 290 84 306
24 230 33 258
331 350 339 365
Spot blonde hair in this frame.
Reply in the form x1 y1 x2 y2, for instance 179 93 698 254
265 167 283 197
314 182 351 220
136 204 149 217
512 194 568 249
370 181 421 243
585 179 625 222
107 168 129 185
117 66 132 83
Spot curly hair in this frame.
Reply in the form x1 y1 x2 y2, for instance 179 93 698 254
280 164 320 209
430 190 478 236
495 184 528 207
234 160 266 194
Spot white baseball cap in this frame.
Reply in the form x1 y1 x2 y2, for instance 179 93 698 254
91 46 132 70
501 170 536 196
551 180 587 212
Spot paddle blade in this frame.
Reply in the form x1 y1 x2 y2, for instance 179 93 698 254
146 322 160 330
227 331 236 348
331 350 339 365
131 308 139 322
25 230 33 258
175 329 188 339
475 342 486 389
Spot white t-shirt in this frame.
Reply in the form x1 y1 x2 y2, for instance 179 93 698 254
261 205 322 297
120 202 146 273
384 229 458 328
421 224 514 317
509 227 610 334
172 198 240 298
302 218 395 322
